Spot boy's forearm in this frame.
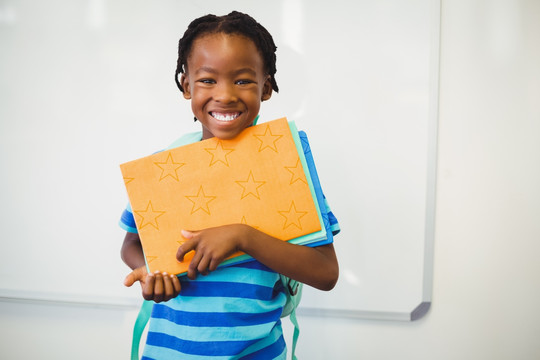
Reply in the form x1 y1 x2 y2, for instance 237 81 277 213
240 226 339 291
121 232 146 270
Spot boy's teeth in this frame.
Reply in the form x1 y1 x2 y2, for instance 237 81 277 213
212 112 239 121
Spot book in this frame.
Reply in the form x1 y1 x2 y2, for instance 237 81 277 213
120 117 328 275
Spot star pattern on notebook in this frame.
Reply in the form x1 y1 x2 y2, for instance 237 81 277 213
278 201 308 230
205 141 235 167
123 177 135 185
285 159 308 185
134 201 166 230
186 186 216 215
240 215 259 229
254 125 283 152
236 171 266 199
154 153 185 181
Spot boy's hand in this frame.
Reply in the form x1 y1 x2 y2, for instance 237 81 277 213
124 266 181 303
177 224 248 280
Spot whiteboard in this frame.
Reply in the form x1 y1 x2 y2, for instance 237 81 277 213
0 0 439 320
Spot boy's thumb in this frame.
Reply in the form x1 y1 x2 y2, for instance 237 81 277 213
124 270 138 287
181 229 194 239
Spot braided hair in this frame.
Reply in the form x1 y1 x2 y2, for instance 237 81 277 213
174 11 279 93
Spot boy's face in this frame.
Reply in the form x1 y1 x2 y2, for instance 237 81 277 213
181 33 273 140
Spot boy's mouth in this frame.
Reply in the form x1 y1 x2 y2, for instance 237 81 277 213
210 112 241 122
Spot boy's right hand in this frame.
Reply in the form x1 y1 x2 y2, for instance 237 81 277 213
124 266 181 303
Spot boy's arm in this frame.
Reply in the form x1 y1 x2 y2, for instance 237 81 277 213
121 232 146 269
121 232 182 302
177 224 339 291
241 228 338 291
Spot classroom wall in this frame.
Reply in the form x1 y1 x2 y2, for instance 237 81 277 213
1 1 539 359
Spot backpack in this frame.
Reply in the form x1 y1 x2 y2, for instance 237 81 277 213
130 275 303 360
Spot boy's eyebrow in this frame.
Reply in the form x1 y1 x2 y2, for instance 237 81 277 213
194 66 257 77
232 68 257 77
194 66 217 75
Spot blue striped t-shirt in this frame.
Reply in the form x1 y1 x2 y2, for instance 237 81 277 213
119 129 340 359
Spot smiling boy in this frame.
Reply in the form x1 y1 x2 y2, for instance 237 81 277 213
121 12 339 359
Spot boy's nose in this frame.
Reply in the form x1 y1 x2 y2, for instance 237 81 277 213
214 83 238 103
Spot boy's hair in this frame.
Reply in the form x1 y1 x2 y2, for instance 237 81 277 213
174 11 279 93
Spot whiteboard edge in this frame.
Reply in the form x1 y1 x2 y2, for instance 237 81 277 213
298 301 431 321
0 289 432 322
421 0 441 305
0 289 141 310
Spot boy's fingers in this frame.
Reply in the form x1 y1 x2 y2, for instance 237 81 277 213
142 272 155 301
153 272 165 303
177 238 197 262
124 271 136 287
171 275 181 294
162 272 174 299
124 267 145 287
209 258 221 273
197 256 211 276
181 229 195 239
187 250 203 280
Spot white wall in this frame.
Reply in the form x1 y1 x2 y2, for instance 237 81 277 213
1 1 540 359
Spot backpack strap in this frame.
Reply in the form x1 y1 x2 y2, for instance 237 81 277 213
280 275 302 360
131 300 153 360
289 307 300 360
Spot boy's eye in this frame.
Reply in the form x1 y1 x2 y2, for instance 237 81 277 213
235 79 254 85
198 79 215 84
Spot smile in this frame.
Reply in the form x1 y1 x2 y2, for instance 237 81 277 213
211 112 241 122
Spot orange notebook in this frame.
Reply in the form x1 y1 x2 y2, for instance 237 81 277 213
120 118 322 275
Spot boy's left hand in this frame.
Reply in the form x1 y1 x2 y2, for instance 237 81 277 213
177 224 248 279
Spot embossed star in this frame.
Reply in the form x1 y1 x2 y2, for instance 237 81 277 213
285 159 307 185
154 153 185 181
134 201 166 230
240 216 260 230
254 125 283 152
236 171 266 199
123 177 135 185
186 186 216 215
278 201 308 230
205 141 235 167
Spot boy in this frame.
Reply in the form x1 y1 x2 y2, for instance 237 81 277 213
121 11 339 359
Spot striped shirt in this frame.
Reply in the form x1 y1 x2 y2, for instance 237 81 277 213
119 129 339 359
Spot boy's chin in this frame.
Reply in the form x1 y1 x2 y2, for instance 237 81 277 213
202 121 254 140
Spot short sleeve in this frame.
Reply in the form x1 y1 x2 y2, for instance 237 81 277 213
119 202 138 234
323 195 341 236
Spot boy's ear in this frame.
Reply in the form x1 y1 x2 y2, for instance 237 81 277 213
261 77 272 101
181 74 191 99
